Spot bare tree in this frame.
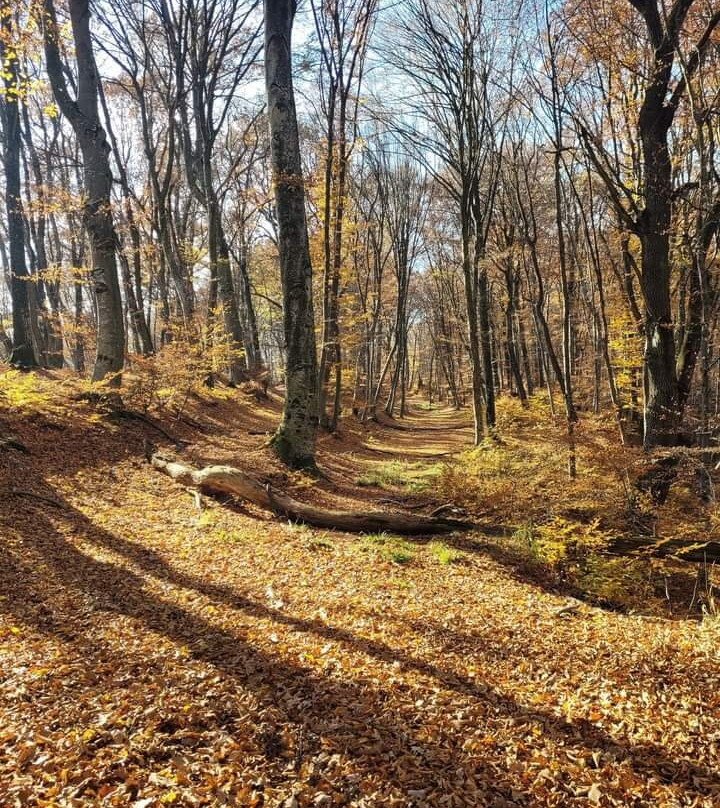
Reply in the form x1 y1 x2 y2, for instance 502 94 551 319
265 0 319 469
40 0 125 385
1 10 38 368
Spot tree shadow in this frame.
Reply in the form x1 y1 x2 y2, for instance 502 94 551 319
1 484 716 804
1 492 519 803
395 529 698 621
4 401 695 626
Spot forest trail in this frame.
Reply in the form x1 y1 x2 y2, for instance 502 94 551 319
1 385 718 808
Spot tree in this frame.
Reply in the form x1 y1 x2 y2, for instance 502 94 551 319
95 0 196 330
170 0 261 384
578 0 720 447
390 0 506 443
381 157 429 418
1 6 38 368
40 0 125 385
311 0 378 431
265 0 319 469
97 79 154 357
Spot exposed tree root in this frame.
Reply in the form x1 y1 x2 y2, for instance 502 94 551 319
150 453 474 535
0 435 29 453
111 408 184 447
9 488 64 508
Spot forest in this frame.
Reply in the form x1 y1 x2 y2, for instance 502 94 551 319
1 0 720 806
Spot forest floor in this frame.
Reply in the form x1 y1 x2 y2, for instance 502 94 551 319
1 371 719 808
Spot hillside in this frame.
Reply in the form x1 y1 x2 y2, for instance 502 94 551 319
1 374 718 808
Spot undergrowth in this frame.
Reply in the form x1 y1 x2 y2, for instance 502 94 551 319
507 522 656 610
438 395 719 613
360 532 416 564
0 368 70 417
354 460 443 493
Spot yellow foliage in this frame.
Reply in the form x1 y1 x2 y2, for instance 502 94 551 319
434 394 716 611
531 517 613 565
0 368 66 416
122 320 244 415
436 394 634 530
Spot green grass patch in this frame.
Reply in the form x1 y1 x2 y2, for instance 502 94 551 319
215 528 246 543
428 541 464 565
197 511 217 528
286 521 312 535
354 460 443 494
360 532 416 565
308 534 335 551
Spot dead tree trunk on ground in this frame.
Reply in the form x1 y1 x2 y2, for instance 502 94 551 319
151 453 472 535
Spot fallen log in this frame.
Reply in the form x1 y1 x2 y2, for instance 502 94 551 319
150 453 473 535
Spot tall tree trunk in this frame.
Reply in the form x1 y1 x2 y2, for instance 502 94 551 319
265 0 319 469
477 265 496 427
386 277 409 417
235 229 263 373
210 203 247 384
1 14 38 368
518 309 535 396
317 82 337 428
462 221 485 444
505 266 528 406
21 102 64 367
98 80 153 356
325 105 349 432
42 0 124 385
638 122 678 447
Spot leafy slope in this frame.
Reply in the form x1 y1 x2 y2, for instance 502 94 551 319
1 380 719 807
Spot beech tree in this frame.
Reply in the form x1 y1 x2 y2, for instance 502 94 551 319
1 7 38 368
40 0 125 385
265 0 319 469
578 0 720 448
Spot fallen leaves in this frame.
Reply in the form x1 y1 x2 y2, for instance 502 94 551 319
587 783 602 805
1 388 720 807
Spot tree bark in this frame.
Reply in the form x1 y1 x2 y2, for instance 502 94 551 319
1 13 38 368
461 220 486 444
265 0 319 469
151 453 472 534
210 204 248 384
42 0 125 385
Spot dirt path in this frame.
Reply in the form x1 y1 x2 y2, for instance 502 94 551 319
1 390 719 807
